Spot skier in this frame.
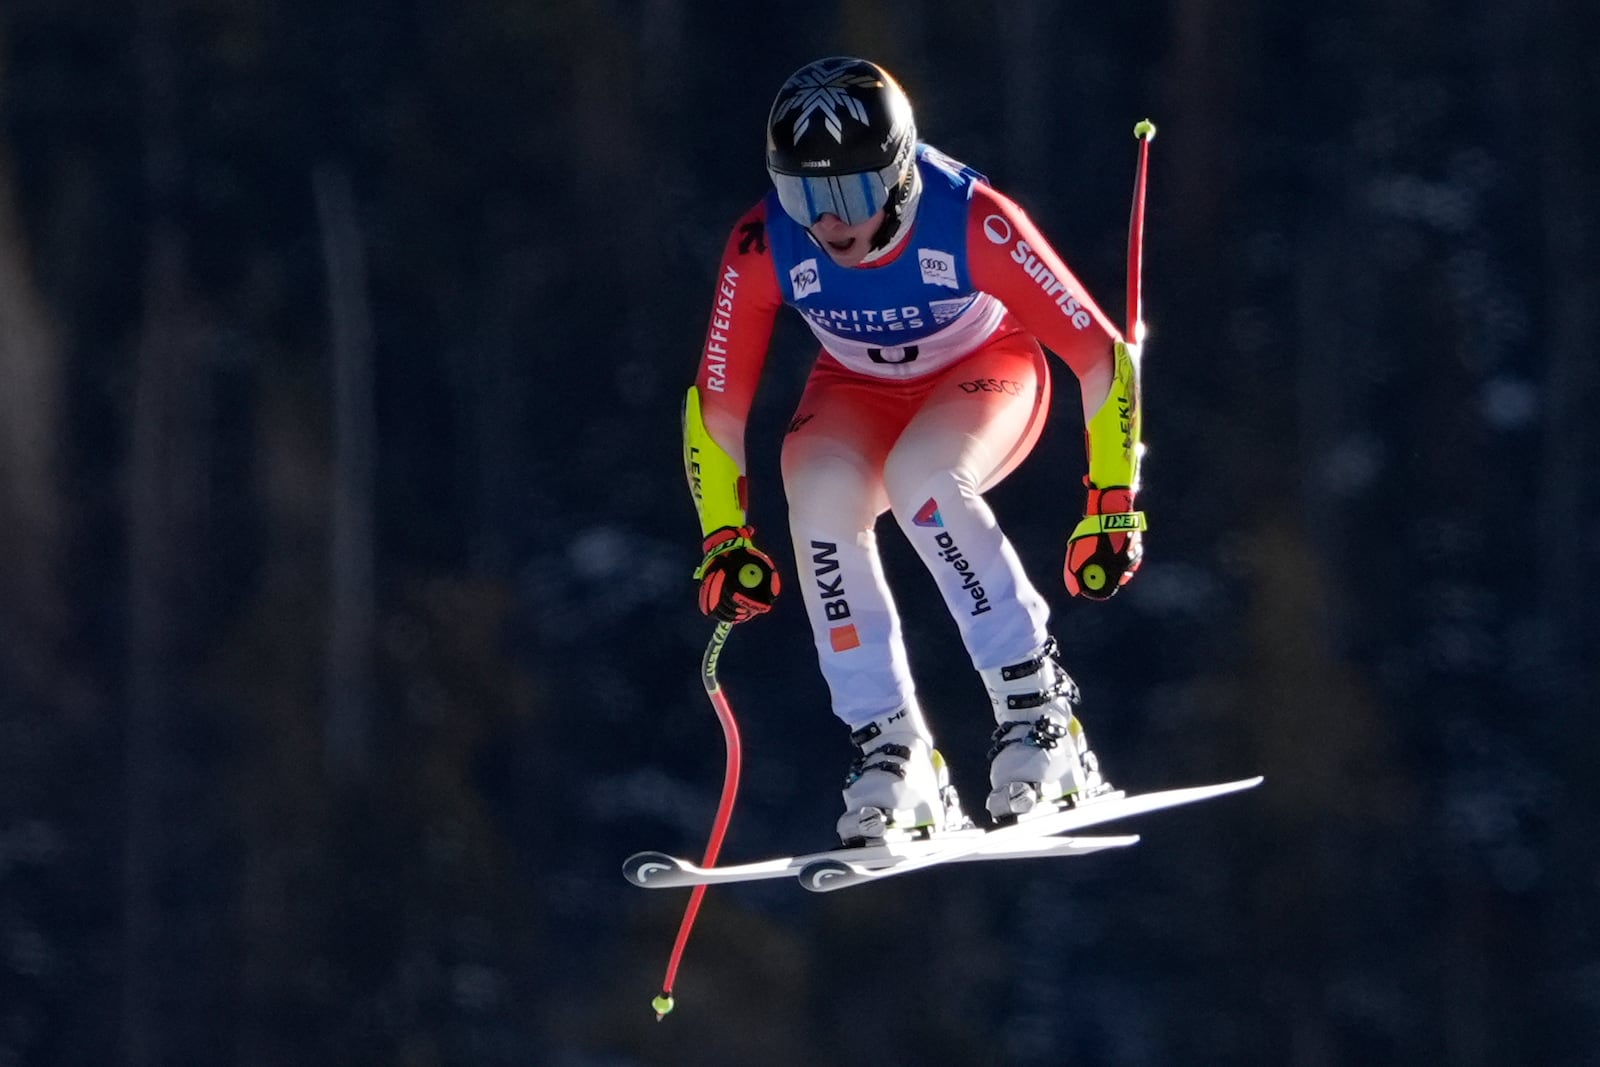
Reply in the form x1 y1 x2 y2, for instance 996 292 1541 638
683 56 1146 845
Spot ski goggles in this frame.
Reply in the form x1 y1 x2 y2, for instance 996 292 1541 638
769 160 902 227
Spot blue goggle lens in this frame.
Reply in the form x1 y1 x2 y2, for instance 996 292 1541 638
770 164 897 227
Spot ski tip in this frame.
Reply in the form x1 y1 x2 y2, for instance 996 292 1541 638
1072 833 1141 850
652 992 675 1020
1189 776 1263 794
1191 775 1264 798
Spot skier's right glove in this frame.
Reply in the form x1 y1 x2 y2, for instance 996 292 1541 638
695 525 780 623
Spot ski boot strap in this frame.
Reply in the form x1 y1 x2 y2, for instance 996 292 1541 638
993 637 1081 711
844 721 914 786
987 715 1070 761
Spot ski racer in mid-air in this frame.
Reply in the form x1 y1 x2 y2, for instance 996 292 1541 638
683 56 1146 845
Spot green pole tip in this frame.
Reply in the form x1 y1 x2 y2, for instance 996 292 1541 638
1133 119 1157 140
652 993 675 1020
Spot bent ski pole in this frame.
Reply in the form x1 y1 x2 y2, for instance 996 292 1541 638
651 621 742 1020
1127 119 1156 343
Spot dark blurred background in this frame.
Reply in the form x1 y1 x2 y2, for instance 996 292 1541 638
1 1 1596 1065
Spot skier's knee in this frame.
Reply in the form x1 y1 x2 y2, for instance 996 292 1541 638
884 458 977 522
783 450 877 529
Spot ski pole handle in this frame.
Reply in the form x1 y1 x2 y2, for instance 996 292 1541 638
701 619 732 694
1127 119 1155 344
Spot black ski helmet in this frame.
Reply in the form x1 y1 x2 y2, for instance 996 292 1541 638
765 57 918 230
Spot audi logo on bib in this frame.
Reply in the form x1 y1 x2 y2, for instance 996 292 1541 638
917 248 958 289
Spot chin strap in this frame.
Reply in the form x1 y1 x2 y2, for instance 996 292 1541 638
866 163 922 254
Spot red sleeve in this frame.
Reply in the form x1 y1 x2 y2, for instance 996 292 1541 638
965 182 1122 381
694 200 784 466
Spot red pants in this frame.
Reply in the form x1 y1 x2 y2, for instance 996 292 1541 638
780 323 1056 726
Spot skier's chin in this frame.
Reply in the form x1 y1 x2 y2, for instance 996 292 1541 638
823 237 868 267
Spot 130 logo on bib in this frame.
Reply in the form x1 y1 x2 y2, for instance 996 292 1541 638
790 258 821 300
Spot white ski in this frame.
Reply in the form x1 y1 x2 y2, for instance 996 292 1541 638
798 776 1262 892
623 832 1140 890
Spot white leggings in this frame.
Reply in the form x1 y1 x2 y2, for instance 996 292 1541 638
780 328 1055 728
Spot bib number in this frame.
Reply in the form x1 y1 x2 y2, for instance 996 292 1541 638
866 345 920 365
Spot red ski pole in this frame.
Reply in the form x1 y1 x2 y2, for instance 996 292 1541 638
651 620 742 1020
1127 119 1156 343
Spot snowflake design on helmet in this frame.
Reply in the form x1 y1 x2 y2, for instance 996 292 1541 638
773 64 881 143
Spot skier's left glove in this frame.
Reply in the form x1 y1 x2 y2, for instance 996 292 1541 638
1065 339 1147 600
1064 483 1146 600
695 525 780 623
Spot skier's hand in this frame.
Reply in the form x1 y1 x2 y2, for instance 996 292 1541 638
1064 484 1146 600
695 525 780 623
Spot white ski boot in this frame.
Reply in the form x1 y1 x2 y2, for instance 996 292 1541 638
836 704 972 846
982 637 1111 822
